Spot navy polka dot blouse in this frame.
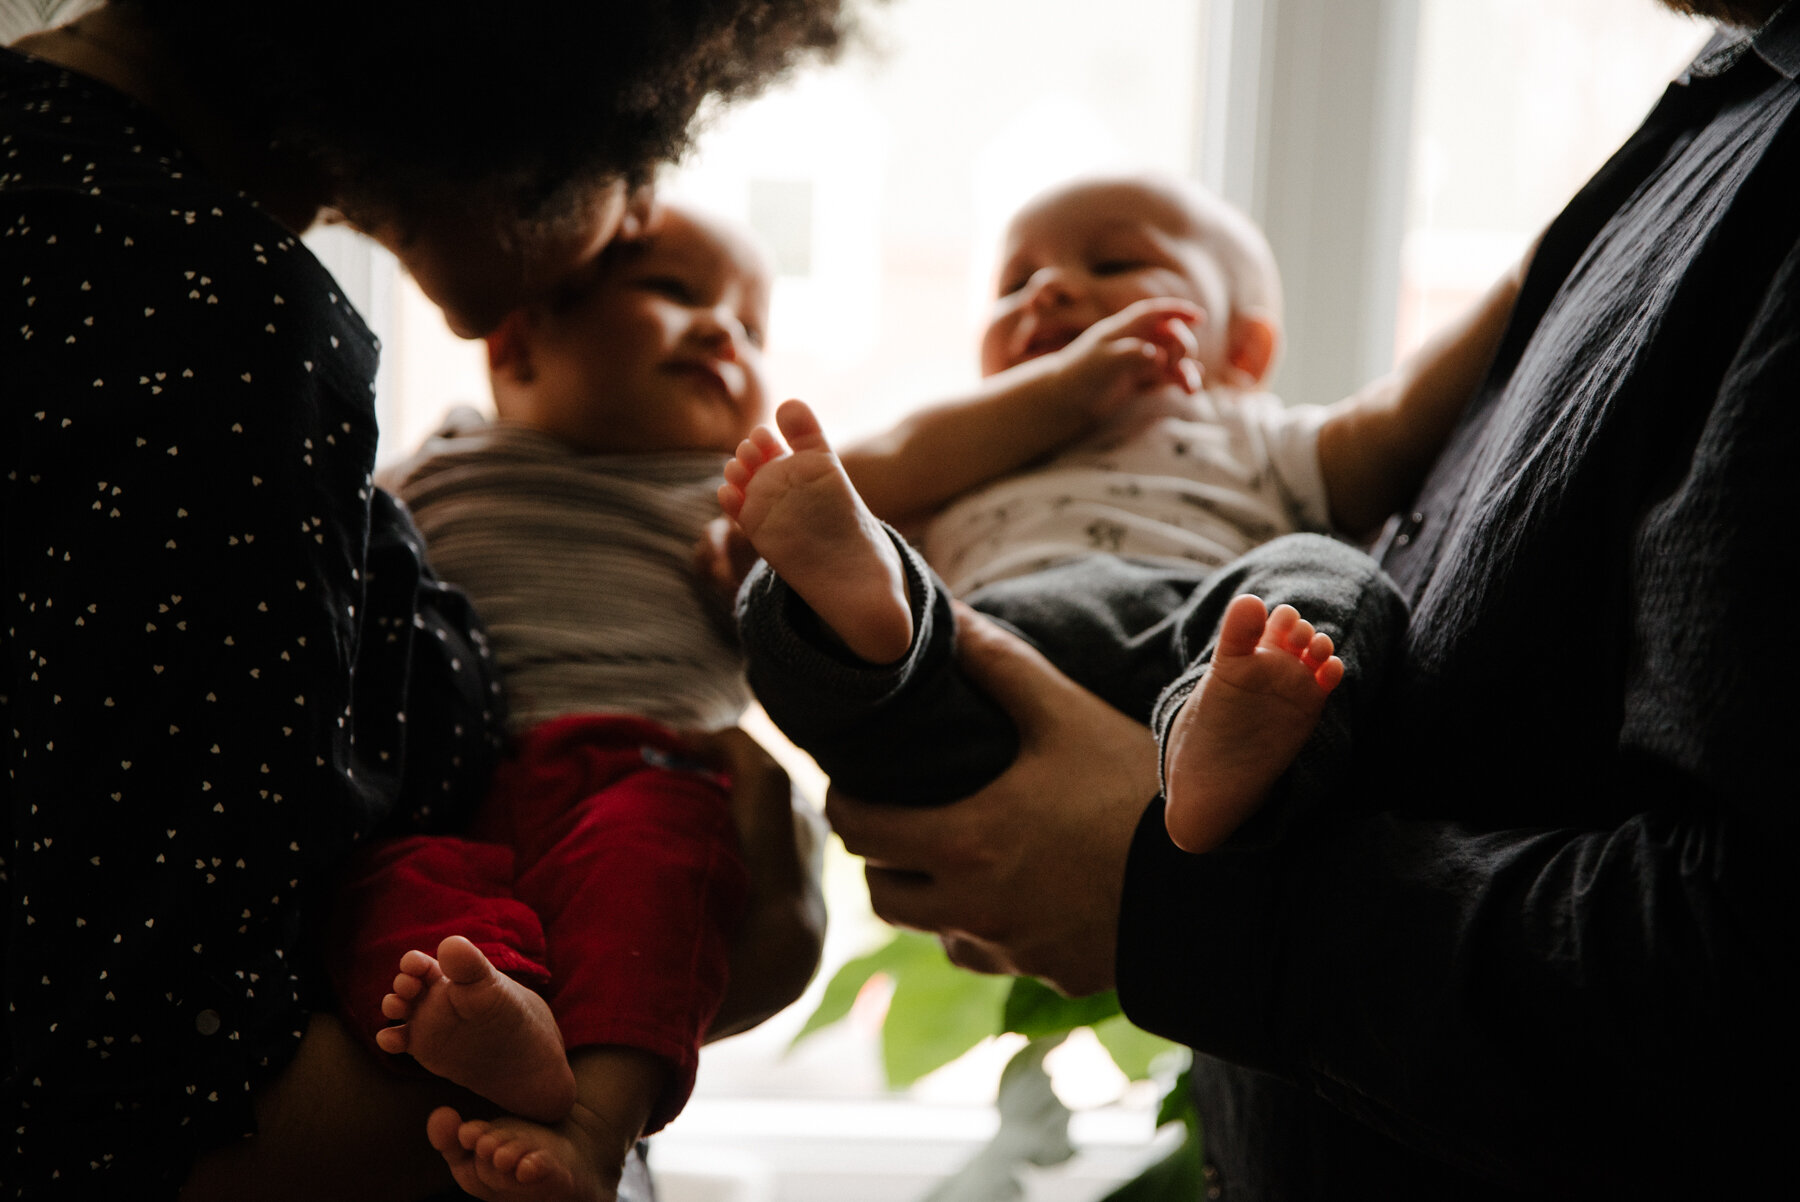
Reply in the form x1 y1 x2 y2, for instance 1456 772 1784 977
2 49 504 1197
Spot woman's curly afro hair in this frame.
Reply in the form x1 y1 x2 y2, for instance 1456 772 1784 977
118 0 860 227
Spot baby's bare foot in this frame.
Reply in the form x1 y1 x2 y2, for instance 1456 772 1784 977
426 1104 625 1202
720 399 914 664
379 935 575 1124
1163 594 1344 853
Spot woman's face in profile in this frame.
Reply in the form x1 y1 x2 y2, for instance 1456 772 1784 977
366 179 652 339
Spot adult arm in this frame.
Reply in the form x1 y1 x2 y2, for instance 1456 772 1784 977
839 299 1200 526
1315 253 1526 539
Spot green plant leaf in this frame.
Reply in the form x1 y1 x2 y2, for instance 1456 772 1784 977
1001 977 1122 1038
790 931 917 1048
1157 1067 1197 1129
1091 1013 1183 1083
882 937 1013 1086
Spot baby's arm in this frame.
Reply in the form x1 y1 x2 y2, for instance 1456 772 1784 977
841 299 1201 526
1317 251 1529 539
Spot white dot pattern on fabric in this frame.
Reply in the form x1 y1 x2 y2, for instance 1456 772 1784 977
2 49 504 1196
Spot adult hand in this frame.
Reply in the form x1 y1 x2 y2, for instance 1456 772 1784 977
679 727 827 1040
827 604 1160 997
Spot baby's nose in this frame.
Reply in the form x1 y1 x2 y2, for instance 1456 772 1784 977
695 311 745 359
1023 267 1078 308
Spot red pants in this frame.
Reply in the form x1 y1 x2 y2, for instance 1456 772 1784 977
329 714 748 1132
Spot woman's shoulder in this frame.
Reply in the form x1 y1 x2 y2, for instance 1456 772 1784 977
3 47 374 379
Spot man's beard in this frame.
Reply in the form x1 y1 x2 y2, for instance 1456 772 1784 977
1659 0 1785 26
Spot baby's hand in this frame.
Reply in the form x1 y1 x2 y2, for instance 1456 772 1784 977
1052 298 1203 424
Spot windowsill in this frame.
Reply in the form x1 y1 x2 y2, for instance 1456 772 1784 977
650 1094 1177 1202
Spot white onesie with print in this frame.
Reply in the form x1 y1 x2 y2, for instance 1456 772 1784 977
919 388 1333 595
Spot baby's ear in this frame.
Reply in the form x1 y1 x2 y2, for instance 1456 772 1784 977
1224 310 1279 387
485 309 534 383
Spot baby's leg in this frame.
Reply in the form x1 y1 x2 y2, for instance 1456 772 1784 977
720 399 914 664
379 935 576 1125
1162 594 1344 853
425 1045 665 1202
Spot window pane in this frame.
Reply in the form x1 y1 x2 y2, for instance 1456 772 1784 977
661 0 1208 443
1395 0 1711 358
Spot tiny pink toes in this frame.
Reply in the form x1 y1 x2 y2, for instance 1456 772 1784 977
723 456 751 489
1218 594 1271 655
730 439 764 478
516 1151 549 1184
380 991 410 1020
718 482 744 519
375 1024 408 1053
749 425 785 458
398 949 436 978
775 400 829 452
426 1106 465 1153
1263 603 1300 639
1314 655 1346 693
1282 619 1316 655
488 1137 524 1174
1300 631 1336 670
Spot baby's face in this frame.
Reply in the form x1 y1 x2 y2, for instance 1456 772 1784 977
520 207 771 455
980 181 1235 380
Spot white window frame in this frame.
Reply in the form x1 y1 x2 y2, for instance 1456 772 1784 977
1203 0 1423 408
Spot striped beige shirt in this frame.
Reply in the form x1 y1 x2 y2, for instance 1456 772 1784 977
382 411 748 734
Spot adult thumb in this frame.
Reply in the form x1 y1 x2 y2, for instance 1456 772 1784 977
951 601 1085 740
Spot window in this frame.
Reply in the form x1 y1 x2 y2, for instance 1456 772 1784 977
1395 0 1710 358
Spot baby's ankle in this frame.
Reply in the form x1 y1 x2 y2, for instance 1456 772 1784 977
567 1046 669 1153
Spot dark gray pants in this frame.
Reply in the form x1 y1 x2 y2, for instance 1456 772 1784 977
738 533 1405 844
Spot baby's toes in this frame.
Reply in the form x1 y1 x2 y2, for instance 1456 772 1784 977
389 968 426 1001
514 1150 552 1185
458 1118 495 1153
749 425 785 460
1281 617 1316 656
486 1134 526 1175
397 949 438 980
1262 603 1300 645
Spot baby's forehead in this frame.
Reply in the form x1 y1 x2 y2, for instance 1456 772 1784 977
1006 181 1205 250
621 209 772 295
